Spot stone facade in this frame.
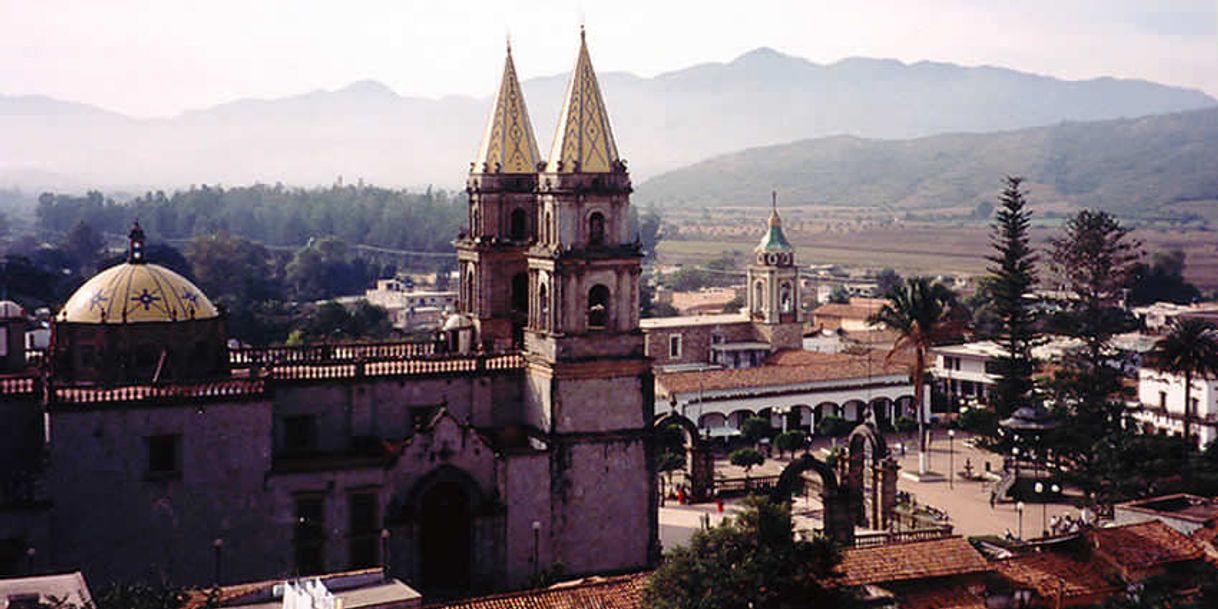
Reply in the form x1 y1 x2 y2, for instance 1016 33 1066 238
0 35 657 596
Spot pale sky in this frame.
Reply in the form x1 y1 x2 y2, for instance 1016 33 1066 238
1 0 1215 118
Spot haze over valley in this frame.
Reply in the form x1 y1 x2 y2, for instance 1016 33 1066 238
1 48 1213 193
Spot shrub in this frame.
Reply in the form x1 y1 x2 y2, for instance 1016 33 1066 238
817 415 852 437
729 448 765 474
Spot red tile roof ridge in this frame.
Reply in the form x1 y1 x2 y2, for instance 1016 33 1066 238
421 571 650 609
833 536 991 587
1089 520 1204 571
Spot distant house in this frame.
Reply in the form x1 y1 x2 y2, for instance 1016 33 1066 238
363 279 457 332
809 297 886 332
1135 365 1218 448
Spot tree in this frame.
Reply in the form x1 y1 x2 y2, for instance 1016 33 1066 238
729 448 764 476
985 177 1040 419
1046 210 1142 504
874 268 902 297
828 285 850 304
869 277 959 474
642 497 849 609
739 416 770 446
1048 210 1141 366
775 430 808 458
61 220 104 273
1127 250 1201 306
1148 318 1218 451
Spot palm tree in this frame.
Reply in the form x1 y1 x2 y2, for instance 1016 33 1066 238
1149 318 1218 450
869 277 959 474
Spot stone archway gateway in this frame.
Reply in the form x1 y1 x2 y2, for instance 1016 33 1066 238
771 454 853 545
655 413 714 502
846 423 899 530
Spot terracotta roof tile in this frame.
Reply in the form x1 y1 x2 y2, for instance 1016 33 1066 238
897 583 988 609
424 573 647 609
993 553 1121 602
832 537 991 587
657 349 911 395
812 302 884 321
1089 521 1203 571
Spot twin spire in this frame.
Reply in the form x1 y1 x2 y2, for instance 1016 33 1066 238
474 30 621 175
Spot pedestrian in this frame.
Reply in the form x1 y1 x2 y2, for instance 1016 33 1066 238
989 490 996 510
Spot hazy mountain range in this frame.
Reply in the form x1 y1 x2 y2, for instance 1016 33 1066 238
635 106 1218 217
1 47 1214 192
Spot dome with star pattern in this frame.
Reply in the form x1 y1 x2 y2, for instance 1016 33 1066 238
56 262 219 324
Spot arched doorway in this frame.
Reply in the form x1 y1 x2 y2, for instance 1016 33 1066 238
419 480 472 590
655 413 713 502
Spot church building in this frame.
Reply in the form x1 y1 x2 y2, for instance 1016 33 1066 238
0 32 655 596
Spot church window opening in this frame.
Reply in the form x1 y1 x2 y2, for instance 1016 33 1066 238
509 208 528 241
538 284 549 330
753 281 765 312
543 210 553 244
471 205 480 237
294 494 326 575
669 334 683 359
588 284 611 329
283 415 318 454
146 434 181 477
588 212 605 246
780 282 793 313
511 273 528 314
347 491 380 569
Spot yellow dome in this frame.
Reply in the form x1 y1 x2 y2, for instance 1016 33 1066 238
57 263 219 324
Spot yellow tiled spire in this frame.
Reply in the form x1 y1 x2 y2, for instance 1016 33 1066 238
475 42 541 174
547 28 621 173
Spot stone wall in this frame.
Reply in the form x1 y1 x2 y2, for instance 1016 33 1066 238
642 320 754 367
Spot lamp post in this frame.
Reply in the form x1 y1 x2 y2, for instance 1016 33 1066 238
531 521 541 576
212 538 224 585
380 529 391 577
947 429 956 489
1016 501 1025 540
25 547 35 574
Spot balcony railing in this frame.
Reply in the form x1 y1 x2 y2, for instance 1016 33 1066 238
50 378 267 406
230 340 439 367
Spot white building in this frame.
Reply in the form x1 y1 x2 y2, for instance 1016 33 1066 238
363 279 457 331
931 337 1083 404
655 349 921 436
1135 367 1218 449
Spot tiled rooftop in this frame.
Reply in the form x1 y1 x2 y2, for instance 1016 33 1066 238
831 536 991 587
993 553 1120 602
1089 520 1203 571
811 302 883 321
424 573 647 609
895 583 988 609
658 348 912 395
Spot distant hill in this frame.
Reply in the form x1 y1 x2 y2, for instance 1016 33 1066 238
634 106 1218 217
1 48 1214 191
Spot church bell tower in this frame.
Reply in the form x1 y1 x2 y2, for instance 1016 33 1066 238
457 43 542 350
747 192 803 349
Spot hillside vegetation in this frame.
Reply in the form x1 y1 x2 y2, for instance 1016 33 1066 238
636 106 1218 219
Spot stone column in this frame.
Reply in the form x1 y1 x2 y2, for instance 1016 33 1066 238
880 458 900 530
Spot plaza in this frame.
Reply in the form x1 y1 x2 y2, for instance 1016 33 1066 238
658 430 1084 551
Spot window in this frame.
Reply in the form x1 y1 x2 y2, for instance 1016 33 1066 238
543 210 552 244
509 208 528 241
538 284 549 330
283 415 318 454
147 434 181 477
588 212 605 246
588 284 610 329
753 281 765 313
1160 391 1168 409
511 273 528 314
294 495 326 575
348 492 380 568
668 334 683 359
780 282 792 313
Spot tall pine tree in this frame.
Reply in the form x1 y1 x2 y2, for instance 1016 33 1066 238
986 177 1039 419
